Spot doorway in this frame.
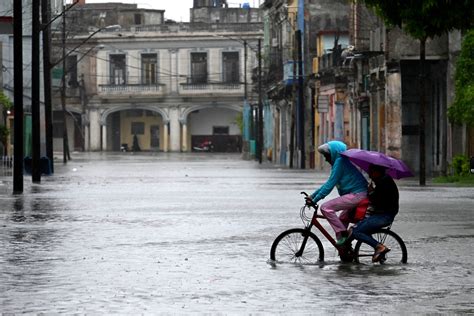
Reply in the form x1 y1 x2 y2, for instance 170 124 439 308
150 125 160 150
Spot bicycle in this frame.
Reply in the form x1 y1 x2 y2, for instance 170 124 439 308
270 192 408 265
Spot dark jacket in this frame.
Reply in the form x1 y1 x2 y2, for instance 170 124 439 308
368 174 399 217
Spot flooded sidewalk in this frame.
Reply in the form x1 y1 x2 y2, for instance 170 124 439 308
0 152 473 313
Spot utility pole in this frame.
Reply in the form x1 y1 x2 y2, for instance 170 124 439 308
296 29 305 169
257 38 263 164
289 30 297 169
32 0 41 183
13 0 24 194
419 38 427 186
61 3 71 163
42 0 54 173
244 40 247 101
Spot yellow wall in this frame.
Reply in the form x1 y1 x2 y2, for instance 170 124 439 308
120 112 163 151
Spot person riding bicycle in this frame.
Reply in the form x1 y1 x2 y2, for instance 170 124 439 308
350 163 399 262
306 141 368 246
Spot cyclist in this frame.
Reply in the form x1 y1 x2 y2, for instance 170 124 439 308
350 163 399 262
306 140 368 245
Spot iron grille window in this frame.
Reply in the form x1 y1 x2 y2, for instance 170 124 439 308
222 52 239 83
191 52 207 84
110 54 126 85
213 126 229 135
66 55 78 87
131 122 145 135
142 53 158 84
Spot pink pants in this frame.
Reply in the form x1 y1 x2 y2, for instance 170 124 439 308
320 192 368 238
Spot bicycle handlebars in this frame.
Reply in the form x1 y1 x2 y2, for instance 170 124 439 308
300 192 317 208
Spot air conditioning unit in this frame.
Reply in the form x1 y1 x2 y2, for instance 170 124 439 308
271 38 278 47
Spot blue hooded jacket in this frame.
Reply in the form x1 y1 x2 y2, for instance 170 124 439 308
311 141 368 203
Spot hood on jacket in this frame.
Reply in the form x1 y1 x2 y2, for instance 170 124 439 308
326 141 347 164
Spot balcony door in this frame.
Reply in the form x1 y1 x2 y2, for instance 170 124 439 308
222 52 239 83
142 53 158 85
191 52 207 84
110 54 126 85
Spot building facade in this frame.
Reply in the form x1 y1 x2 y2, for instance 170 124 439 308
52 1 263 153
261 0 469 177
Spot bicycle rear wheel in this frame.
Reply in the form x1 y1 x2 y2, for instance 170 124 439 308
354 228 408 264
270 228 324 264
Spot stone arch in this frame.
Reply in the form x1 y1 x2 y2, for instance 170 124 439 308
180 104 242 123
100 105 170 125
180 103 243 153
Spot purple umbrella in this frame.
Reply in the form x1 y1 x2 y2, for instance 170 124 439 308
340 149 414 179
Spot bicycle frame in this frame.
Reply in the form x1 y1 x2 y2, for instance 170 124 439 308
297 205 352 258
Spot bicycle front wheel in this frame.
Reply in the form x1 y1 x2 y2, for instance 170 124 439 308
354 228 408 264
270 228 324 264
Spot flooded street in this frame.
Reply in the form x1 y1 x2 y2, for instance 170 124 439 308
0 153 473 313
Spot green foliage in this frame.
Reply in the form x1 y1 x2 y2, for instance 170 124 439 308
358 0 474 40
234 112 243 134
0 92 12 111
434 154 473 185
433 175 474 186
0 124 9 146
448 29 474 126
451 154 470 177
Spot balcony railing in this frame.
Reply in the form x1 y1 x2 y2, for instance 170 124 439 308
180 82 243 91
98 83 165 94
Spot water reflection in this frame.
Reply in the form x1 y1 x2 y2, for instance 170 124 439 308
0 153 473 313
2 194 65 294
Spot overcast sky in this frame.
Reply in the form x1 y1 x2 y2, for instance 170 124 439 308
83 0 263 22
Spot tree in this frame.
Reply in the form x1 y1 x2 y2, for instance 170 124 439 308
0 91 12 113
357 0 474 185
448 29 474 127
0 92 12 155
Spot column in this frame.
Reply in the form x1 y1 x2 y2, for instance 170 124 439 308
89 109 101 151
169 108 181 152
169 49 178 94
163 122 169 152
385 72 402 158
181 121 188 152
101 124 107 151
84 124 90 151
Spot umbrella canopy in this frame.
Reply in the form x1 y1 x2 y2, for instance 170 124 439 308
340 149 414 179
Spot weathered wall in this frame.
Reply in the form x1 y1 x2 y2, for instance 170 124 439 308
191 8 262 23
387 27 449 60
385 72 402 159
446 30 464 157
307 0 350 53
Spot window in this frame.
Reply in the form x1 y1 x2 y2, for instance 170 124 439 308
52 112 64 138
222 52 239 83
134 14 142 25
142 53 157 84
53 123 64 138
66 55 78 87
131 122 145 135
191 52 207 84
213 126 229 135
110 54 126 85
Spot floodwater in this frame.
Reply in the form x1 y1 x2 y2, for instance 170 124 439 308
0 153 473 313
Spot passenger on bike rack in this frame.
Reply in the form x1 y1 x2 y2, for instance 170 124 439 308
306 141 368 246
349 164 399 262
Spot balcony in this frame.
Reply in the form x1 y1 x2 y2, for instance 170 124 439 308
179 82 243 95
98 83 165 95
